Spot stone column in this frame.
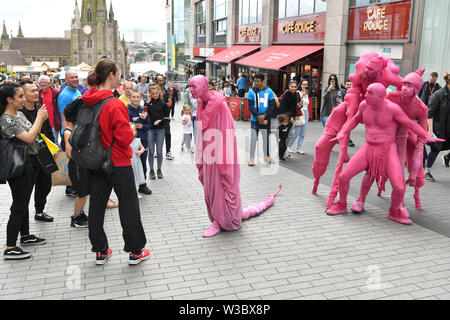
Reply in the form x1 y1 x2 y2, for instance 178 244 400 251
226 0 237 76
402 0 425 75
260 0 275 49
205 0 213 78
322 0 349 91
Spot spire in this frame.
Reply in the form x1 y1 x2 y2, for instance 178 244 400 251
72 0 81 29
98 0 106 12
17 22 24 38
1 21 9 41
109 1 115 21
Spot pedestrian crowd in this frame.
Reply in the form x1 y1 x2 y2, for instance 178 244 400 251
0 59 184 265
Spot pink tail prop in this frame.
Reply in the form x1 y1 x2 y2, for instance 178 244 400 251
243 185 282 220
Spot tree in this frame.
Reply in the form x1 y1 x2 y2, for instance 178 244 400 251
135 52 147 62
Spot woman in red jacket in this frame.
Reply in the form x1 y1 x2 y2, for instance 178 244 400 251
80 59 150 266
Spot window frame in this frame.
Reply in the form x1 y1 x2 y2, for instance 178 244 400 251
277 0 327 19
239 0 262 26
349 0 405 8
195 0 207 45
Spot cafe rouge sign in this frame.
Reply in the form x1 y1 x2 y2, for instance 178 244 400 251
348 0 412 41
236 23 261 43
273 13 325 43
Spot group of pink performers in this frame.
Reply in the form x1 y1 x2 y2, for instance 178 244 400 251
312 51 442 225
187 51 442 239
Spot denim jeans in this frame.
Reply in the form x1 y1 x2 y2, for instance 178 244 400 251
289 110 309 150
192 116 197 145
148 129 165 171
52 127 61 148
320 116 329 127
250 121 269 159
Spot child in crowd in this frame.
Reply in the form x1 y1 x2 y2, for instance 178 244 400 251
181 105 194 153
130 123 147 199
223 82 231 98
278 113 290 161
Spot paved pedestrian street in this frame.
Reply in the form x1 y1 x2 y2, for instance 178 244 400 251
2 107 450 300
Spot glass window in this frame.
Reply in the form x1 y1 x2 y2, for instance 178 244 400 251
257 0 263 21
214 0 228 20
286 0 299 17
278 0 286 19
315 0 327 12
300 0 314 15
349 0 397 7
249 0 258 23
196 1 206 24
241 0 249 24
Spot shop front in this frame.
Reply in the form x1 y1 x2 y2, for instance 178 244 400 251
346 0 413 79
236 11 326 120
192 46 227 80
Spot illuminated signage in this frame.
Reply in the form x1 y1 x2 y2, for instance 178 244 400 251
281 21 317 34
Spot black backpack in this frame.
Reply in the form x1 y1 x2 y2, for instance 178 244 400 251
69 97 114 171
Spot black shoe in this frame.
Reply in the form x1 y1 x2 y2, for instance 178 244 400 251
78 211 89 222
96 248 112 265
425 172 435 182
35 212 54 222
349 139 355 147
442 155 450 168
20 235 46 246
157 169 163 179
3 247 32 260
139 185 152 195
149 170 156 180
279 157 286 161
71 214 89 228
65 186 77 197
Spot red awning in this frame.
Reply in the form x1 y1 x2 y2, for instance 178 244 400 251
235 45 324 71
206 45 260 63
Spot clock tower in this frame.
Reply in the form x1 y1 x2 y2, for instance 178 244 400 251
71 0 127 74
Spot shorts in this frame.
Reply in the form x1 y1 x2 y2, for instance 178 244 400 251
68 159 91 197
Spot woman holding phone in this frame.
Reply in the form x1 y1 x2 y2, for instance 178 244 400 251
288 80 310 154
320 74 343 127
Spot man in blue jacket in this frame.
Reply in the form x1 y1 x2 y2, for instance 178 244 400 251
128 89 152 194
247 73 275 166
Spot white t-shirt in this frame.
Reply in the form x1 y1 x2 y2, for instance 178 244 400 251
182 114 193 134
298 91 309 112
224 87 231 97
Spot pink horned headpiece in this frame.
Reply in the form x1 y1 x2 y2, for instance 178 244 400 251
403 69 426 93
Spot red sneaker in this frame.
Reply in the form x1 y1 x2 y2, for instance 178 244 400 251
96 248 112 265
129 249 151 265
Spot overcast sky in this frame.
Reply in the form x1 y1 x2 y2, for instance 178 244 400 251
1 0 166 43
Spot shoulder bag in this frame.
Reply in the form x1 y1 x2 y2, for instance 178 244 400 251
0 133 29 180
294 92 306 127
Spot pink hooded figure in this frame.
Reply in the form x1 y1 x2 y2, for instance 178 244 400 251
352 69 429 213
189 75 282 238
312 52 403 210
326 83 442 225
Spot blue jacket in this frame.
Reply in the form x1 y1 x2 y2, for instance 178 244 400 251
127 104 150 141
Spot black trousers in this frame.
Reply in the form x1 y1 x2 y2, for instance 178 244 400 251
165 120 172 154
279 137 288 158
6 156 40 247
140 138 149 181
170 103 175 117
33 163 52 213
88 166 147 254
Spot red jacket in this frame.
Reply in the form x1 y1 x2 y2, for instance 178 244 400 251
82 88 133 167
39 87 61 131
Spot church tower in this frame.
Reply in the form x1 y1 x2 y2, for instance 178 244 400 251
71 0 127 73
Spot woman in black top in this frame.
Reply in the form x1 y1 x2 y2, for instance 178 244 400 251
0 82 49 260
145 85 168 180
320 74 343 127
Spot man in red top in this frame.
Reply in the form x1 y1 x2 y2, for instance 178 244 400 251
38 75 61 146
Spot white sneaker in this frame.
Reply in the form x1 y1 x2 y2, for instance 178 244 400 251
137 194 143 199
287 147 295 154
296 149 305 154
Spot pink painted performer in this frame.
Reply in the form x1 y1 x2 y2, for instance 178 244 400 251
326 83 442 224
352 69 429 214
189 75 282 238
312 52 403 209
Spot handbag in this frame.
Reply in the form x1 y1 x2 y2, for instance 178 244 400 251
36 142 59 175
0 136 29 180
294 92 306 127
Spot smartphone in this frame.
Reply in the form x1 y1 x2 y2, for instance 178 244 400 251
38 94 43 107
144 106 148 113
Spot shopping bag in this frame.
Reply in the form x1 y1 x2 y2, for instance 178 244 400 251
51 151 72 186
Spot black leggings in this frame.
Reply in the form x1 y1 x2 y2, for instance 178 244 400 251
88 166 147 254
6 156 40 247
165 120 171 154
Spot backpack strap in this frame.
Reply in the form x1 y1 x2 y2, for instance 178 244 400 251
93 96 115 122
